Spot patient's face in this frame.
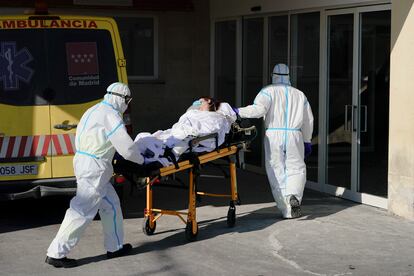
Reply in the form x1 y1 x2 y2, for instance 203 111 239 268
199 98 211 111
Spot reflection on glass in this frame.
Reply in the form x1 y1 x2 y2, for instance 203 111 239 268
214 21 237 106
327 14 353 189
269 15 288 79
242 18 263 166
358 11 390 197
290 12 320 182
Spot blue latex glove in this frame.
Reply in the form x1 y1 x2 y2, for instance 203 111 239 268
304 142 312 158
232 106 239 114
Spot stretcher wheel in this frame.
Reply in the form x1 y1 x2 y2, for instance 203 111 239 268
185 221 198 241
227 205 236 227
143 217 156 235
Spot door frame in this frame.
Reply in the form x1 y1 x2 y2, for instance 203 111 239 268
315 4 390 209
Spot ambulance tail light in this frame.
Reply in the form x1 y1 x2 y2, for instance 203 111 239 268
115 175 127 184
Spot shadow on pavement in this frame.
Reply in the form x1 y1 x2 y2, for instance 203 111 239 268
75 205 282 267
0 166 357 234
123 167 358 222
0 196 72 234
122 167 277 219
74 192 358 267
299 189 359 221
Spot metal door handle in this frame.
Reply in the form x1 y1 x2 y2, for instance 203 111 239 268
360 105 368 133
352 105 357 132
54 121 77 130
54 124 77 130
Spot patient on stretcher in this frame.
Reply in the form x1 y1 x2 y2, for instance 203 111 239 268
134 97 237 166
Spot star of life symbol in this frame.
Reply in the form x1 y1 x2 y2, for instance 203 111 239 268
0 42 34 90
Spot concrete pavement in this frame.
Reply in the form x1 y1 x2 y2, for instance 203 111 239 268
0 168 413 276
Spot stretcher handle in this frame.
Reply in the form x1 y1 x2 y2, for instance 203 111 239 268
188 133 219 152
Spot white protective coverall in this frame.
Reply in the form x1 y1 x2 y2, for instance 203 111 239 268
47 82 144 259
238 64 314 218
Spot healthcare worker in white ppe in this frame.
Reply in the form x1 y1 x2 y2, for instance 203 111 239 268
235 64 313 219
45 82 144 268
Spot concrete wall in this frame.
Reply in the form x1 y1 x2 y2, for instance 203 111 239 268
210 0 387 18
129 0 210 136
388 0 414 220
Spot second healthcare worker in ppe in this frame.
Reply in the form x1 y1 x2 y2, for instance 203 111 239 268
235 64 313 219
45 82 144 268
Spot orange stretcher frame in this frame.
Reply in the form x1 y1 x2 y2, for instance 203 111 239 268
142 144 242 241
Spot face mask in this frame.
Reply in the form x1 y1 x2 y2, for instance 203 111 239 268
192 100 202 106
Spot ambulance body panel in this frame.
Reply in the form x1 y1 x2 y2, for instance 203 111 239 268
0 15 127 200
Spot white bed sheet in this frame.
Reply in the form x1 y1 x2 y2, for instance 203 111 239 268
134 102 237 166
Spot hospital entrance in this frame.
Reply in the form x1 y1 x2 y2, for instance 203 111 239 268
212 3 391 209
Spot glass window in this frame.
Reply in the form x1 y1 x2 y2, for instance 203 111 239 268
47 29 118 105
214 21 236 106
268 15 288 79
0 29 117 106
290 12 320 182
0 29 48 106
115 17 156 78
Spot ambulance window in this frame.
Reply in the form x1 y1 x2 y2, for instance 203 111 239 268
46 29 118 105
0 30 49 106
115 17 155 78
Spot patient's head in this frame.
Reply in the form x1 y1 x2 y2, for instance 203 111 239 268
197 96 221 111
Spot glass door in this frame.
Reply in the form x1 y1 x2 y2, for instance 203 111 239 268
325 6 390 203
358 10 391 197
290 12 320 183
326 13 354 190
242 17 264 167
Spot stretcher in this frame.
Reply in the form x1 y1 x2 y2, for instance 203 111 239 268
113 119 256 241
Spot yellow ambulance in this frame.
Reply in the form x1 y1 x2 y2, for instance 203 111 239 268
0 14 129 200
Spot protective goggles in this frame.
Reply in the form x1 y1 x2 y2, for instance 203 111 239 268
107 91 133 105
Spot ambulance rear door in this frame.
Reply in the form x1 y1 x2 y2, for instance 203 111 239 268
0 28 52 181
46 22 120 177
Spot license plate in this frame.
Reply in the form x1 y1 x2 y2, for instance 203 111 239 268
0 164 38 176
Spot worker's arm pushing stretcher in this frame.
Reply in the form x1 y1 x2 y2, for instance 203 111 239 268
112 114 257 241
